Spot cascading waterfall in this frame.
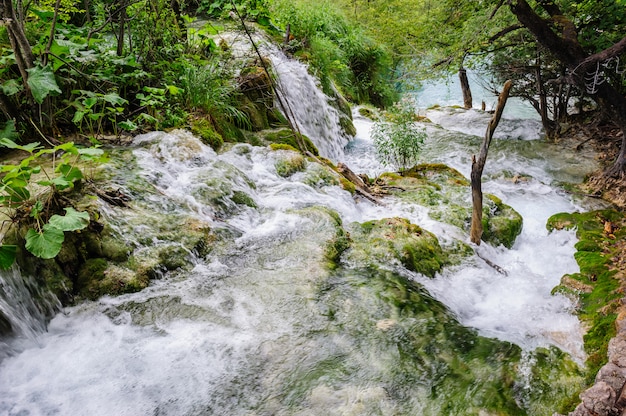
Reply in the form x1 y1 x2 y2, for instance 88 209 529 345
0 49 605 415
0 269 60 360
266 47 351 161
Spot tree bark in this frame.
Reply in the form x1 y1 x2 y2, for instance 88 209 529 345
1 0 35 87
459 67 473 109
470 80 512 245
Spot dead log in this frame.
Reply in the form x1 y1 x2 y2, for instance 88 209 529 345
337 163 381 204
470 80 512 245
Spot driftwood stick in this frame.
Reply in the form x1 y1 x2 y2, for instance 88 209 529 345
476 251 508 276
470 80 512 245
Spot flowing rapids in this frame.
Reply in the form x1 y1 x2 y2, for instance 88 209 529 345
0 52 606 415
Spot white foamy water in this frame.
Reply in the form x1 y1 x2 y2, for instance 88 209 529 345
267 48 351 161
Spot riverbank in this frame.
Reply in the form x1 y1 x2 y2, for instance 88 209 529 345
553 120 626 416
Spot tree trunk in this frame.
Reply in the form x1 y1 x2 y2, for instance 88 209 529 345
1 0 34 87
470 80 512 245
459 67 473 109
509 0 626 176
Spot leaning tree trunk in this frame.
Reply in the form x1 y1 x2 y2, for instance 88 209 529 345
459 67 473 109
470 80 512 245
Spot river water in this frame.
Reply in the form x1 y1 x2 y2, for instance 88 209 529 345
0 50 606 415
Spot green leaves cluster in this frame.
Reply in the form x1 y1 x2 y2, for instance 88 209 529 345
0 137 106 269
372 103 426 173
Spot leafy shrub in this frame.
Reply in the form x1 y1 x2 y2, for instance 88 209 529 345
0 137 106 268
372 103 426 173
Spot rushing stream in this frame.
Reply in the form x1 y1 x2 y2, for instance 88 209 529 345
0 49 607 415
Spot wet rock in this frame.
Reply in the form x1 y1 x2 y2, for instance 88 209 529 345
274 151 306 177
380 164 523 248
481 194 523 249
596 362 626 394
0 311 12 335
346 217 444 277
579 381 617 415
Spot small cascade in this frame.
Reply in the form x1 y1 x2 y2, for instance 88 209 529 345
0 268 60 359
266 47 351 161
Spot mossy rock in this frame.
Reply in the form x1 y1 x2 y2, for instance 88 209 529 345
158 245 192 271
338 113 356 137
269 143 299 152
231 190 257 208
345 217 445 277
190 117 224 151
481 194 523 249
238 94 270 131
546 209 626 381
275 152 306 177
263 129 319 156
302 163 341 189
77 259 149 300
358 106 380 121
380 164 522 248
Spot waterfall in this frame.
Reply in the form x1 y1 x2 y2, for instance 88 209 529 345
267 47 352 161
0 268 60 359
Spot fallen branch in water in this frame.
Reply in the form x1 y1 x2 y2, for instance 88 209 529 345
476 251 508 276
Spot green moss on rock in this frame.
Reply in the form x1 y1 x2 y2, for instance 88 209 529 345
547 209 626 381
275 153 306 177
230 190 257 208
190 117 224 151
346 217 444 277
269 143 299 152
381 164 522 248
263 129 319 156
481 194 523 249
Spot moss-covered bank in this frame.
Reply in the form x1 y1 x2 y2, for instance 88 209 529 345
548 209 626 380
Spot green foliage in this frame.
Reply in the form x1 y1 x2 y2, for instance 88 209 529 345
178 60 250 128
0 138 105 268
198 0 270 21
270 0 397 106
26 65 62 104
372 102 426 172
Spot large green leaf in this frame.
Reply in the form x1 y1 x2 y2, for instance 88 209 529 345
48 207 90 232
1 79 22 96
0 138 40 153
57 163 84 185
0 245 16 270
26 65 62 104
25 225 65 259
77 147 105 160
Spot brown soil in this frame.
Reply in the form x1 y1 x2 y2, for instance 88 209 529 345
569 121 626 208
